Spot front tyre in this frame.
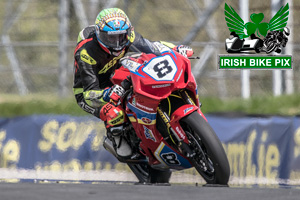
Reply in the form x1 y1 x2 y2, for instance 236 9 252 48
181 111 230 185
265 42 277 54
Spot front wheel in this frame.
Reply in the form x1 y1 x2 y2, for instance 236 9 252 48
181 111 230 185
265 42 277 54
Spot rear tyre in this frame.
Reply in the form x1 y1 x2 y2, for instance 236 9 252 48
127 163 172 184
254 43 262 53
181 111 230 185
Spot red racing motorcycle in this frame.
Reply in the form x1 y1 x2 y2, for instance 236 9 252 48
103 45 230 185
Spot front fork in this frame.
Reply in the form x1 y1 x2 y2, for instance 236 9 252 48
157 90 202 157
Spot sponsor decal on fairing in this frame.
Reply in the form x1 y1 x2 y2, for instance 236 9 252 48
143 125 156 142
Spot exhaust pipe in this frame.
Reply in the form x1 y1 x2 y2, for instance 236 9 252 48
103 137 118 158
103 136 148 164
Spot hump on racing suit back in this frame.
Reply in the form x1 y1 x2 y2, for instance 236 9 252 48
77 25 96 43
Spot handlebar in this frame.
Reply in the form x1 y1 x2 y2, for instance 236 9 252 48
121 76 132 91
189 56 200 59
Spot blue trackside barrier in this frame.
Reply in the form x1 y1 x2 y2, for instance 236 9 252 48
0 114 300 181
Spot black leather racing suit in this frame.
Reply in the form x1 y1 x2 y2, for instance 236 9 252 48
73 25 164 119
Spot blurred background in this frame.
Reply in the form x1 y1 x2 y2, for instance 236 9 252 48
0 0 300 184
0 0 298 103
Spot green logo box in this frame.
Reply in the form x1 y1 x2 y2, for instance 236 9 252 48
218 55 292 69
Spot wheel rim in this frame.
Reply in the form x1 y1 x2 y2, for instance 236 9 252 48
266 43 276 53
186 130 216 182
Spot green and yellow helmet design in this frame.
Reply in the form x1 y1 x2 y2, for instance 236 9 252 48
94 8 135 55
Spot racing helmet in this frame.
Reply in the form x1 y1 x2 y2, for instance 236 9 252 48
95 8 134 56
283 27 290 37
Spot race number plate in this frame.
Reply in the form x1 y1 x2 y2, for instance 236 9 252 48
142 55 177 81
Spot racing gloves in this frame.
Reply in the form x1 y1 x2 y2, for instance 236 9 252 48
83 84 126 125
100 103 125 127
173 45 194 58
158 41 193 58
100 84 126 127
103 84 126 103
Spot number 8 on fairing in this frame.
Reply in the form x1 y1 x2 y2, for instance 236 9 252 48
161 153 181 165
153 60 173 78
142 54 178 81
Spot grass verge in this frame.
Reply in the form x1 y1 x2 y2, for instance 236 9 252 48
0 94 300 117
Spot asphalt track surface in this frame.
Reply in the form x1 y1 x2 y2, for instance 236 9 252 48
1 181 300 200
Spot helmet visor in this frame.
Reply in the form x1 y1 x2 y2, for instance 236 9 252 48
98 30 129 51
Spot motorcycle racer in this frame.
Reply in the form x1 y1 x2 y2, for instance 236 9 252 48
262 27 290 54
73 8 193 159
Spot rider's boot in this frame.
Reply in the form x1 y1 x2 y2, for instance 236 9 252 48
108 126 132 158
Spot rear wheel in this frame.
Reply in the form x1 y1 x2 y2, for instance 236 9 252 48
181 111 230 185
127 163 172 184
254 44 261 53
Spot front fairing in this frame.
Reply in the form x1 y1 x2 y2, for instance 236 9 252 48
123 51 197 100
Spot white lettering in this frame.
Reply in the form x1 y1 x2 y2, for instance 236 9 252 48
240 59 246 66
152 84 171 88
275 59 281 66
175 126 185 139
284 59 290 66
136 102 154 111
250 59 255 66
266 59 271 66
